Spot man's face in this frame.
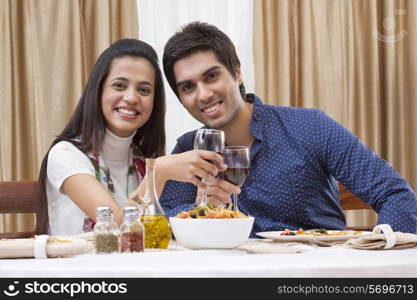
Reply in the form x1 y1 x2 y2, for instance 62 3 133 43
173 50 243 129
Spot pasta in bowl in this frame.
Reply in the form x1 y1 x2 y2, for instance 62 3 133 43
169 206 254 249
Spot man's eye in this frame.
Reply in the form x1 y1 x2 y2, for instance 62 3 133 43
181 84 193 93
207 72 219 81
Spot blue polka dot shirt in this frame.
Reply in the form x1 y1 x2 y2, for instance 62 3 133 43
160 94 417 236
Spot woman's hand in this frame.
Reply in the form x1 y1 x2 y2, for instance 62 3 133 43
195 178 241 207
155 150 227 189
128 150 228 203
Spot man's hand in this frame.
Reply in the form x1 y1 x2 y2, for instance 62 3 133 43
196 178 241 207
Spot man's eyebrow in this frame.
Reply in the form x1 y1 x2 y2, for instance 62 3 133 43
202 65 221 76
176 65 221 88
176 79 191 89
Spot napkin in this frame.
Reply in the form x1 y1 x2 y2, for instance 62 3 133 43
0 232 94 259
235 239 312 254
345 224 417 250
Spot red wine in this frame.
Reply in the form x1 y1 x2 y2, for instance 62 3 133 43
221 167 249 187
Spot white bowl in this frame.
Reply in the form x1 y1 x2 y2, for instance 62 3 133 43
169 217 254 249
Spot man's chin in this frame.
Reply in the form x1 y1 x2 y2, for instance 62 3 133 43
202 119 226 130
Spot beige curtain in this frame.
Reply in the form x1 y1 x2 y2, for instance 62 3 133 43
254 0 416 227
0 0 138 233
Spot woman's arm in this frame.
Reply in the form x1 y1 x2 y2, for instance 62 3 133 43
129 150 229 202
62 174 138 225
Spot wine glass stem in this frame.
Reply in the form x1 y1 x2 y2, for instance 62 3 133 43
201 181 208 207
232 193 238 211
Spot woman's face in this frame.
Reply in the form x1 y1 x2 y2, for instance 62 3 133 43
101 56 155 137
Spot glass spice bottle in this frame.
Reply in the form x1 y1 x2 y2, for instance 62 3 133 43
93 206 119 253
141 158 172 249
120 205 144 253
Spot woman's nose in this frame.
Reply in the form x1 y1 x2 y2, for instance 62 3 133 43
123 88 139 103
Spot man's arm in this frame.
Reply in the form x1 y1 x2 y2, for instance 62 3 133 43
308 110 417 233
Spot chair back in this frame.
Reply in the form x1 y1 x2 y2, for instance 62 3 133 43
339 183 373 210
0 181 48 238
339 183 375 231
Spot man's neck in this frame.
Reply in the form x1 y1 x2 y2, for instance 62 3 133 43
221 101 254 148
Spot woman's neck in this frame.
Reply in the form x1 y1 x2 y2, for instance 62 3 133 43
102 128 136 161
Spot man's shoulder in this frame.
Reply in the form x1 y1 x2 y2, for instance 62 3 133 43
177 130 198 144
172 129 199 153
260 102 324 124
266 103 321 115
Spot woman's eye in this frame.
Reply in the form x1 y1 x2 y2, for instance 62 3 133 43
138 87 151 94
112 83 125 89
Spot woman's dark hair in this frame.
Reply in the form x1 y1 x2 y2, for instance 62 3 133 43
38 39 166 232
163 21 246 99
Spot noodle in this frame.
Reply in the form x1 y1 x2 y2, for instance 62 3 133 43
175 204 249 219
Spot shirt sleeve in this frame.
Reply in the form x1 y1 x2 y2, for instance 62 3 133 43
306 110 417 233
159 134 197 217
47 141 96 194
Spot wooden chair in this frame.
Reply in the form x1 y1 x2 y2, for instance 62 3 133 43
0 181 48 238
339 183 375 231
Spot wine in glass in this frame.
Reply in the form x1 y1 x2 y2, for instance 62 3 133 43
193 129 225 206
221 146 250 211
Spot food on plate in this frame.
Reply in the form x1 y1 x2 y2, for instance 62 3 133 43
175 204 249 219
279 228 362 236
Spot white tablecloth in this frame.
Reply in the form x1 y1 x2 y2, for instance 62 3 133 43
1 242 417 277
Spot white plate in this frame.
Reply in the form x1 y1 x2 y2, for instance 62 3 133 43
255 230 372 242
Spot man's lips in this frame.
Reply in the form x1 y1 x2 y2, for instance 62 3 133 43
201 100 222 113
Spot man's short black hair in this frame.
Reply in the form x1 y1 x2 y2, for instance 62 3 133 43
163 21 246 99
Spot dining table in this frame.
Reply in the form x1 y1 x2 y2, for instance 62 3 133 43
1 240 417 278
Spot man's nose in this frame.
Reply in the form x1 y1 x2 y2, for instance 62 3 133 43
196 83 214 102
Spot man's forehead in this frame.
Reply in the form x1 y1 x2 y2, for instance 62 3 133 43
173 49 223 80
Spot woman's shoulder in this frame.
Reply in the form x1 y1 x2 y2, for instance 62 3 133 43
50 140 82 154
48 140 92 169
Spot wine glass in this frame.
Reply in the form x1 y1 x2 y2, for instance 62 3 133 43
221 146 250 211
193 129 225 206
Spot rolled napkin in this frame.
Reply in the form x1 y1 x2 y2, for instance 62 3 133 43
0 232 94 259
235 239 312 254
345 224 417 250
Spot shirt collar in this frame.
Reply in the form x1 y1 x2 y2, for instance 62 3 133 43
248 93 266 143
248 93 281 149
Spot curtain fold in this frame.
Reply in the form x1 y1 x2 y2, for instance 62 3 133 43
0 0 138 233
254 0 416 227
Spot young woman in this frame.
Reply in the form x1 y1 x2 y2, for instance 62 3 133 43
39 39 227 235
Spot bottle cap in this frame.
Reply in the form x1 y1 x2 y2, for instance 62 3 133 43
123 205 140 217
96 205 113 218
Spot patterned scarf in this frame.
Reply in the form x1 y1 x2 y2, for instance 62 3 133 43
82 149 146 232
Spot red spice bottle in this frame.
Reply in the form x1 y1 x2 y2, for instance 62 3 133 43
120 206 144 253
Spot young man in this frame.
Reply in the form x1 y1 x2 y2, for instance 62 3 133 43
160 21 417 235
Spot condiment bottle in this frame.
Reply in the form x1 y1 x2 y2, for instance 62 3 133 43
120 205 144 253
141 158 172 249
93 206 119 253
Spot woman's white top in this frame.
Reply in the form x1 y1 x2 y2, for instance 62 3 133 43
46 129 137 235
